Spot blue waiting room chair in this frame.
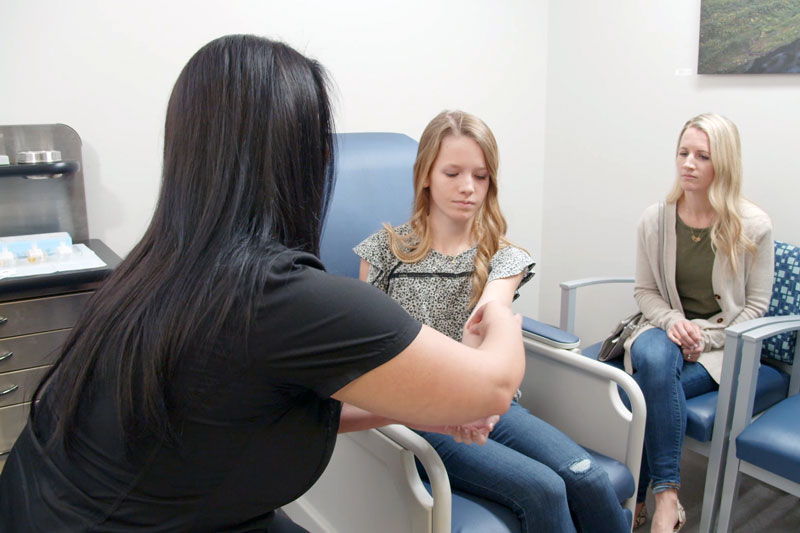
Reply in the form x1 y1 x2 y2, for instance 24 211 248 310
283 132 645 532
560 240 798 533
713 242 800 532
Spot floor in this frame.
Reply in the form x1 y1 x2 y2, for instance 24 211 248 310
637 448 800 532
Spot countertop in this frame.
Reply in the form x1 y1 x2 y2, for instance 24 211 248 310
0 239 121 303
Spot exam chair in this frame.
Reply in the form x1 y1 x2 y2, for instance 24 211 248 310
560 240 797 533
284 132 642 532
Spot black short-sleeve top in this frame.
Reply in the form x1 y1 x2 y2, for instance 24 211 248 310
0 246 421 532
354 224 535 341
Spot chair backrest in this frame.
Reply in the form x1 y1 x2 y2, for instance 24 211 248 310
761 241 800 364
288 132 449 533
319 132 418 278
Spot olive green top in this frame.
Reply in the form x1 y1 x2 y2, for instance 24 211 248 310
675 216 721 320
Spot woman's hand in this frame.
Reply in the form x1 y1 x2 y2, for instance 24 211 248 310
412 415 500 445
462 300 522 349
667 320 703 362
681 342 703 362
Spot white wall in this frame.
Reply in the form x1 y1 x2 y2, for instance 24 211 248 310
0 0 548 318
540 1 800 343
2 1 797 331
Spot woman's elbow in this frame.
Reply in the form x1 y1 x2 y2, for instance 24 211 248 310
488 388 516 416
485 361 524 414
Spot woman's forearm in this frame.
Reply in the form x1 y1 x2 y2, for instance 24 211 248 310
338 403 395 433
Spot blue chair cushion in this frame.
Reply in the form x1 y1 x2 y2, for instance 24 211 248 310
449 487 521 533
685 363 788 442
736 394 800 484
585 448 635 504
584 342 790 442
422 448 632 533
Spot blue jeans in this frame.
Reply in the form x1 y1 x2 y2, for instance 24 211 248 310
416 401 629 533
629 328 717 502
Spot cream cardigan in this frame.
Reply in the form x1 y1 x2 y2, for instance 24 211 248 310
623 201 773 383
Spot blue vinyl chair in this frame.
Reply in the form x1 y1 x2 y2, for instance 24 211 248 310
713 242 800 532
560 240 798 533
284 132 643 532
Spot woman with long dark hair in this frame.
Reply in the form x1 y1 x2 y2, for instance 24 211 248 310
0 35 524 532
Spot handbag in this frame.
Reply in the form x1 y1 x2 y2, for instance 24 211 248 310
596 312 644 361
596 202 669 362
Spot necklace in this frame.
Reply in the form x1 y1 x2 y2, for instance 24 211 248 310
677 199 714 243
688 226 704 243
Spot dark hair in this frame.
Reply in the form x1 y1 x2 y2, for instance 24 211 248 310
33 34 336 449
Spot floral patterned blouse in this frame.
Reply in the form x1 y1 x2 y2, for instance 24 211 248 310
354 224 535 341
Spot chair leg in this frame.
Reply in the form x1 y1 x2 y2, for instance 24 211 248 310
697 334 745 533
716 456 743 533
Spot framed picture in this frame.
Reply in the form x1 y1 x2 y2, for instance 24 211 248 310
698 0 800 74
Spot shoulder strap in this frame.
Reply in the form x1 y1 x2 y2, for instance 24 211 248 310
658 201 671 307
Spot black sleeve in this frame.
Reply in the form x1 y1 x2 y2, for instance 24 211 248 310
248 251 422 398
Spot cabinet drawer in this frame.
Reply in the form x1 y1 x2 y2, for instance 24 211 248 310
0 402 29 456
0 366 49 409
0 329 69 373
0 292 92 338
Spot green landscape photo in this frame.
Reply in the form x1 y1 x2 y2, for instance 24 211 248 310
699 0 800 73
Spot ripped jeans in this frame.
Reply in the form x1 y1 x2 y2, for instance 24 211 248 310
416 401 629 532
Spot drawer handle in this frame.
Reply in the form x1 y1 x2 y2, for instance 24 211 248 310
0 316 7 326
0 384 19 396
0 351 12 362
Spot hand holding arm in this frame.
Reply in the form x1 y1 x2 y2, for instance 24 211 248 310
411 415 500 445
339 403 500 445
333 299 524 426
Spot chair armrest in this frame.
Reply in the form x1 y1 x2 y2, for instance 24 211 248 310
698 314 800 532
377 424 452 533
519 336 645 517
521 316 580 349
713 317 800 533
739 318 800 407
285 425 452 533
559 277 634 334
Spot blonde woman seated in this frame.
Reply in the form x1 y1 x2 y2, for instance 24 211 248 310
623 113 773 532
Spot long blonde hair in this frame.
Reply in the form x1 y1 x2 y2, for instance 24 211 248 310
385 110 511 308
666 113 755 271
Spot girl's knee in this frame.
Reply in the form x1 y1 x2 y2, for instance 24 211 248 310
559 456 612 493
532 478 569 510
515 467 568 505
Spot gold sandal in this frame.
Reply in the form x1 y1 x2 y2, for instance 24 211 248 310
674 501 686 532
633 505 647 529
